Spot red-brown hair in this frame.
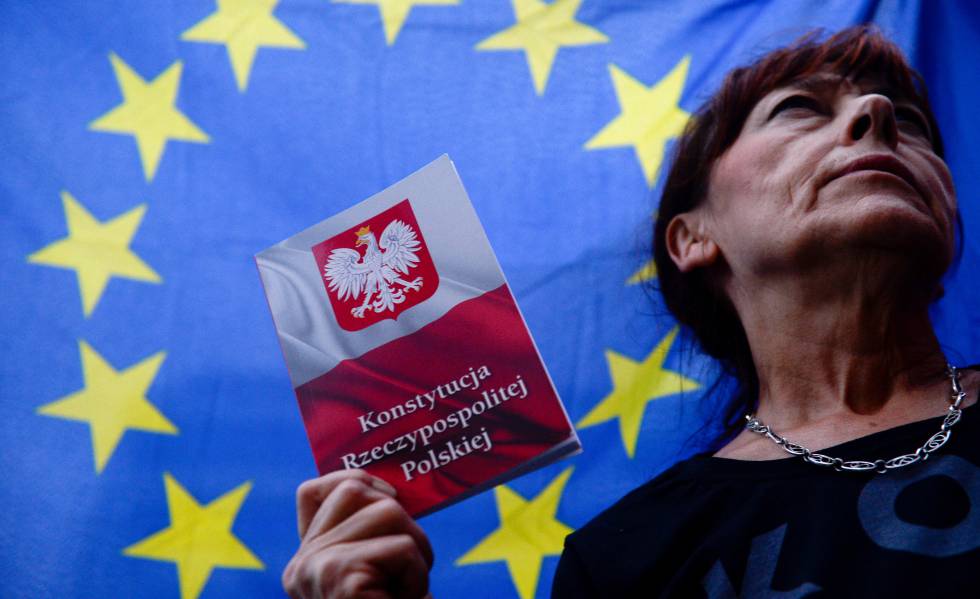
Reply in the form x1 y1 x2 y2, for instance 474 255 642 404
651 25 948 444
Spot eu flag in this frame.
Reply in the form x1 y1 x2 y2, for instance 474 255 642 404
2 1 977 597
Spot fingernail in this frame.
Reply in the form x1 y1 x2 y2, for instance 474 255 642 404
371 477 397 496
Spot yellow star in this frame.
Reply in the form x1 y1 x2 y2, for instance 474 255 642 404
89 53 209 181
626 259 657 284
181 0 305 92
476 0 608 95
456 468 574 599
577 327 699 458
36 340 176 473
585 56 692 187
27 191 161 317
124 473 264 599
334 0 459 45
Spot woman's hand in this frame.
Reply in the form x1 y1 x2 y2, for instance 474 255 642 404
282 469 434 599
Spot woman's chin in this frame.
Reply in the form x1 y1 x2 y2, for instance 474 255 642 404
824 192 948 253
786 198 953 282
856 189 935 220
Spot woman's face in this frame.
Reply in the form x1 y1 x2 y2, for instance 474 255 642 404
700 70 957 283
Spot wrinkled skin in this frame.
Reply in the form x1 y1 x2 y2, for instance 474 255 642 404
670 72 956 291
724 75 952 282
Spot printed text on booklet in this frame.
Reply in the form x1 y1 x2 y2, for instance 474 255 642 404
343 365 531 481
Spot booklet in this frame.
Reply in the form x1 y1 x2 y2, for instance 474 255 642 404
256 155 581 516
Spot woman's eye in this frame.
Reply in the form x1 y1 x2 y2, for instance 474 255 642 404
895 107 932 140
768 95 821 119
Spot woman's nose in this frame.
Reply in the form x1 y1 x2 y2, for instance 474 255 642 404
843 94 898 149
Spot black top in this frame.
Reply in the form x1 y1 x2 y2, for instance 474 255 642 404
553 386 980 597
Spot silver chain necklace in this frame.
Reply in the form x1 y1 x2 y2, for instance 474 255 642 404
744 364 966 474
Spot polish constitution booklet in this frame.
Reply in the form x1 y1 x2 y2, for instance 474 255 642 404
256 155 580 516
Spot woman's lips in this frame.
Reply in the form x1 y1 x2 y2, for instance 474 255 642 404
825 153 930 213
832 154 919 192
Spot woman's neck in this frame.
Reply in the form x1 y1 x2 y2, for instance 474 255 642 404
728 260 950 433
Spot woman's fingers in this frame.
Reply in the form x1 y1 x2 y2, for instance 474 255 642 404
302 477 399 544
286 471 432 599
283 535 429 599
306 496 434 570
296 470 397 539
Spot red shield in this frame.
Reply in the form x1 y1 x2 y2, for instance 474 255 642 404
312 199 439 332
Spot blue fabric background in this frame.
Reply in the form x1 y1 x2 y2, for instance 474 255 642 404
1 1 977 597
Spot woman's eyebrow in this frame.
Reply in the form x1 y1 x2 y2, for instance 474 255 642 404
783 75 915 105
757 76 837 116
785 73 844 94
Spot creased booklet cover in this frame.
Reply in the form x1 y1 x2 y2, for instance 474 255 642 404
256 155 581 516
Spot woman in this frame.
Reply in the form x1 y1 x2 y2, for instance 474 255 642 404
282 26 980 598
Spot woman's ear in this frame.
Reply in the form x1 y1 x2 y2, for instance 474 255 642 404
666 213 719 273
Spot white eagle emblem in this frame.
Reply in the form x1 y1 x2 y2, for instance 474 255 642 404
324 220 424 318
